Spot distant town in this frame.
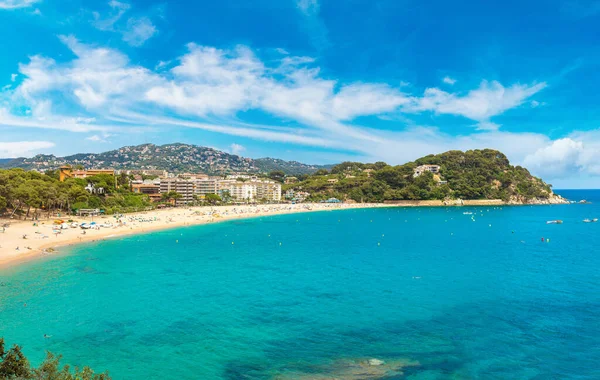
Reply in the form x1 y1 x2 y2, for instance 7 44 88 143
57 166 287 206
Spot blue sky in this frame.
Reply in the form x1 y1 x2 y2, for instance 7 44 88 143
1 0 600 187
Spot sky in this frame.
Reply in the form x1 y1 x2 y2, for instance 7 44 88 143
1 0 600 187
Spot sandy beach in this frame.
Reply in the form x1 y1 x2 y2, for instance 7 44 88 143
0 203 386 269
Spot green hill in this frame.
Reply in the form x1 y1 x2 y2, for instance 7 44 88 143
284 149 563 204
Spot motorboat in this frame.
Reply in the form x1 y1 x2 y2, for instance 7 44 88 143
546 220 563 224
583 218 598 223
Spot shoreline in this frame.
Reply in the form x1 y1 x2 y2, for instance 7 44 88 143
0 203 386 270
0 198 571 270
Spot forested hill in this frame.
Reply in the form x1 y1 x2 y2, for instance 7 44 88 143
0 143 329 175
285 149 564 204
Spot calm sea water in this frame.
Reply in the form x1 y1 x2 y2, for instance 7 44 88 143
1 190 599 379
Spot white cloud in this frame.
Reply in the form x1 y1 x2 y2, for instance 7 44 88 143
93 1 157 46
524 136 600 179
4 36 583 182
10 74 17 82
407 80 546 126
86 134 103 141
524 138 585 177
475 121 501 131
122 16 157 46
155 60 170 70
0 141 54 157
92 0 130 31
0 0 39 9
297 0 319 15
230 143 246 155
442 76 456 85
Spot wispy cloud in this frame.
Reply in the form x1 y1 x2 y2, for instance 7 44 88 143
295 0 329 51
2 36 581 178
442 76 457 85
230 143 246 155
92 1 157 46
406 80 547 130
86 133 113 142
0 141 54 157
122 16 157 47
296 0 319 15
0 0 39 10
92 0 130 31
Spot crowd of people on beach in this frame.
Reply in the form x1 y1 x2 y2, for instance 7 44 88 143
0 203 378 263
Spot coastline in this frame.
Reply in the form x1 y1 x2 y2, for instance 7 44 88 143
0 203 386 270
0 196 570 270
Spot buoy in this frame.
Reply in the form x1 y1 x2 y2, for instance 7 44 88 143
547 238 550 243
541 237 545 242
232 242 234 245
377 242 380 246
176 240 178 243
279 242 282 246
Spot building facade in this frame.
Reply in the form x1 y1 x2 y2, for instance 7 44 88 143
413 165 441 177
193 178 219 197
159 178 195 205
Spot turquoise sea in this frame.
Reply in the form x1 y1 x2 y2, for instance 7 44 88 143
1 190 599 379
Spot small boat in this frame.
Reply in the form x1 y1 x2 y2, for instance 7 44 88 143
463 212 473 215
583 218 598 223
546 220 563 224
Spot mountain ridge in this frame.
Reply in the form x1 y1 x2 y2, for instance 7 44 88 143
0 143 331 175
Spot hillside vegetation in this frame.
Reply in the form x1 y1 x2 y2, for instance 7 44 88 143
0 169 154 218
0 143 329 175
284 149 557 203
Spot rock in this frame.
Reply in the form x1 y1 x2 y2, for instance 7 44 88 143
368 359 385 366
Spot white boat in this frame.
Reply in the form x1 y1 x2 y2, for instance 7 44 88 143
463 212 473 215
583 218 598 223
546 220 563 224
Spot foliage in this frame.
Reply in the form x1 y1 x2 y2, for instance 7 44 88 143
267 170 286 183
0 168 153 219
161 191 182 203
204 193 222 205
286 149 553 203
0 338 110 379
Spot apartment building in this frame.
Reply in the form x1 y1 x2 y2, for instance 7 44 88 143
194 178 219 197
159 178 195 205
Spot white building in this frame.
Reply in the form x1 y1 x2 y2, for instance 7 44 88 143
256 180 282 202
413 165 441 177
219 180 257 201
193 178 220 197
160 178 195 205
218 179 281 202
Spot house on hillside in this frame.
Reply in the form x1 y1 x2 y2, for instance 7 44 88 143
413 165 440 177
84 183 105 195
